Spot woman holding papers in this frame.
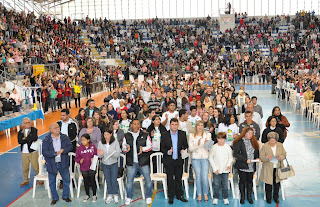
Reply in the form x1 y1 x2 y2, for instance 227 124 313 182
188 120 212 203
75 133 98 202
233 127 260 205
259 132 287 204
98 129 121 204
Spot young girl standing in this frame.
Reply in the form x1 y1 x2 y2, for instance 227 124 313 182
75 133 98 202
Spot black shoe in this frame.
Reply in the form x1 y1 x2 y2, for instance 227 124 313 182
274 198 279 203
239 184 245 204
247 183 254 204
176 196 188 202
50 200 58 205
63 198 72 202
169 198 174 204
266 199 272 204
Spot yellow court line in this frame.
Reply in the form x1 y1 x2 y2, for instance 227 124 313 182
149 187 158 207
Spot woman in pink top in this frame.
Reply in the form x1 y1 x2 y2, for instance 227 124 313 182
10 88 22 112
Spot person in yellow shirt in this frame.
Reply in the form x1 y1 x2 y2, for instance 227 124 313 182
73 81 82 108
303 86 314 101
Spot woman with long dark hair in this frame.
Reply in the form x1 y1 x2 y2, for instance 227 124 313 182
262 116 284 143
233 127 260 205
271 106 290 140
98 129 121 204
75 108 87 130
93 110 107 134
109 120 125 146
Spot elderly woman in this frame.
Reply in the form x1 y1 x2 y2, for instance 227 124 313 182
78 117 102 148
259 132 287 204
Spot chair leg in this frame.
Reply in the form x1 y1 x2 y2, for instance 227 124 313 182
46 179 51 199
119 179 124 200
140 180 145 199
163 180 168 199
95 175 100 189
193 181 196 199
104 180 107 200
184 179 189 199
77 178 82 198
281 180 286 200
154 181 157 190
32 179 37 198
263 183 266 200
252 179 257 200
70 182 74 198
230 179 235 199
209 177 213 198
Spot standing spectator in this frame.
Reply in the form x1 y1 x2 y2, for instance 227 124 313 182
209 132 233 205
50 85 57 112
271 106 290 140
122 119 153 205
10 88 22 112
239 103 262 131
73 81 82 108
98 130 121 204
2 92 16 115
218 114 239 146
84 99 99 117
118 72 124 87
233 127 260 205
78 117 102 148
42 123 73 205
75 108 87 131
109 120 125 146
75 133 98 202
64 83 72 108
252 96 263 118
93 110 107 133
262 116 284 143
18 118 42 186
239 111 261 141
161 118 189 204
260 132 287 204
56 83 64 110
188 120 211 203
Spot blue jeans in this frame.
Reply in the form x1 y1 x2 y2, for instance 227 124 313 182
102 162 119 195
51 98 57 111
126 162 152 199
213 173 229 199
192 158 209 196
48 163 70 200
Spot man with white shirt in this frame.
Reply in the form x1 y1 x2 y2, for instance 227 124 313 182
122 119 153 205
142 109 156 130
178 109 194 138
18 117 42 186
239 103 262 131
188 106 202 129
161 100 179 130
109 92 120 109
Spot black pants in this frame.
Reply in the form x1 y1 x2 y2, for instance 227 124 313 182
238 170 254 186
57 97 63 109
86 87 91 98
75 95 80 108
81 170 97 197
265 168 280 200
165 160 184 199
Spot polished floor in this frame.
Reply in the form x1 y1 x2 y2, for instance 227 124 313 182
1 85 320 207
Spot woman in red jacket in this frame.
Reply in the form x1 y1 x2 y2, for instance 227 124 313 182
64 83 72 108
269 106 290 140
57 83 64 110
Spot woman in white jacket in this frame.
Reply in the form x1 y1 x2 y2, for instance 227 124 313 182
209 132 233 205
188 120 212 203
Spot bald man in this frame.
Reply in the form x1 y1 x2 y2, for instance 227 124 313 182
42 123 73 205
238 103 262 131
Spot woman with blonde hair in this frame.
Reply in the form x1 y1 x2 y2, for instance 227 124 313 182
188 120 212 203
233 127 260 205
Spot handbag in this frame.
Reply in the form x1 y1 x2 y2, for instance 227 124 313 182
277 158 295 180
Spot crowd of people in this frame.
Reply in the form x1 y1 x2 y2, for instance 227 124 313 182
1 1 317 206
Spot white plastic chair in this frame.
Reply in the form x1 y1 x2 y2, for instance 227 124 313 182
28 139 43 179
300 97 307 117
134 174 145 199
228 166 236 199
77 159 100 198
182 153 191 199
103 154 126 200
32 155 51 198
193 167 213 199
150 152 167 199
56 152 78 198
263 180 286 200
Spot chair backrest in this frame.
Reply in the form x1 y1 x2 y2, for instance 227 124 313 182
38 139 43 156
118 154 126 168
314 105 320 113
68 152 76 173
38 155 45 176
182 153 191 175
306 100 314 108
150 152 164 174
300 97 306 107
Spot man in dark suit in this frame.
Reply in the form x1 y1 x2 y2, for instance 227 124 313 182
161 118 188 204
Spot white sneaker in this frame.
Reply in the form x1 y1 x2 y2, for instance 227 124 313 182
223 199 229 205
92 195 97 203
105 195 113 204
213 198 218 205
146 197 152 205
125 198 132 205
83 195 90 202
114 195 119 204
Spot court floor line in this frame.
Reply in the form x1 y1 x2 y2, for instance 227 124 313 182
6 184 37 207
149 188 158 207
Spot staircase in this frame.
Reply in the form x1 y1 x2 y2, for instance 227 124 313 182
81 29 103 60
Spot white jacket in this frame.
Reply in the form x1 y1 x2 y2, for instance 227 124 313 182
209 143 233 174
188 132 211 159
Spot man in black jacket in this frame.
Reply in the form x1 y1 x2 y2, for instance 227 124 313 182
84 99 99 117
161 118 188 204
18 117 42 186
122 119 153 205
2 92 15 115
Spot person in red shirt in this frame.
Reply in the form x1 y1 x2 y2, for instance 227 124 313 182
64 83 72 108
57 83 64 110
